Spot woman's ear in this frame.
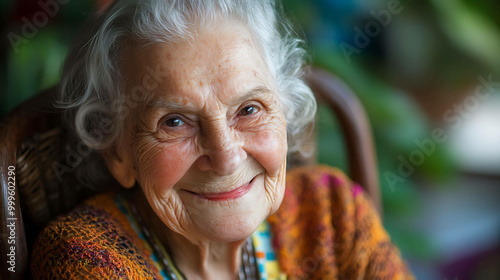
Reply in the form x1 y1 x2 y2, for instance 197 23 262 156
103 149 136 189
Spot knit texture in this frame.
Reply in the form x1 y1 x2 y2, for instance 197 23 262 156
31 194 162 279
31 165 413 279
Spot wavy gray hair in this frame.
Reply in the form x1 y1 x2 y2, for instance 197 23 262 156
59 0 316 188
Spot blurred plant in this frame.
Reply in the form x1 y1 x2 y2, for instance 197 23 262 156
430 0 500 74
4 28 67 113
1 0 95 117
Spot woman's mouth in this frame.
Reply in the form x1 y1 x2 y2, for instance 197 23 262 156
187 177 256 201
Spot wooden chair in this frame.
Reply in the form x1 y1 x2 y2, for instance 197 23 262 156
0 67 380 280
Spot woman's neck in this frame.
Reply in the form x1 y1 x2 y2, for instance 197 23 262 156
163 229 244 280
131 188 245 280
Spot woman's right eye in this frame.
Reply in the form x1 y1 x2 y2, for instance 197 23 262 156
164 117 185 127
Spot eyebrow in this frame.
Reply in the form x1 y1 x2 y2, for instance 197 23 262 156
147 100 189 111
232 86 272 105
146 86 272 111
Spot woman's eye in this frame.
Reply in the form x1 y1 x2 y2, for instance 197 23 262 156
239 106 259 116
164 117 185 127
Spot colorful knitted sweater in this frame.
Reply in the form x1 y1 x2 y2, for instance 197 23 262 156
31 165 414 279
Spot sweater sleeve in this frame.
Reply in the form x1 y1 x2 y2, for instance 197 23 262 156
30 193 162 279
268 165 414 280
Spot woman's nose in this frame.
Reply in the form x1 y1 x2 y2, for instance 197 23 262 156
196 123 247 175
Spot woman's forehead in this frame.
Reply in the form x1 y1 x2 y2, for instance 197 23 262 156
121 22 273 108
125 24 267 73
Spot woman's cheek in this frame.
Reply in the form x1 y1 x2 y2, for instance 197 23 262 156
245 122 287 176
136 141 196 196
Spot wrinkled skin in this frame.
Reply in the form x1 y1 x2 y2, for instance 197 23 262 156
104 20 287 279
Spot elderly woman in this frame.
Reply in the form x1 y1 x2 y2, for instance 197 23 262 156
31 0 413 279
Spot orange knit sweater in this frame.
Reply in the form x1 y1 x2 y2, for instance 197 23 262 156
31 165 414 279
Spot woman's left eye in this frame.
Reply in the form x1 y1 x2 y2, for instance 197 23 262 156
239 105 259 116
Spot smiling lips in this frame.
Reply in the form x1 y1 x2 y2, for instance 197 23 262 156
189 177 256 201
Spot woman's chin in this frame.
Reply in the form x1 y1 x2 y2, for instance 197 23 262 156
197 215 265 243
186 197 270 243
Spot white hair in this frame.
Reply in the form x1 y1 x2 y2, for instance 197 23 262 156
59 0 316 187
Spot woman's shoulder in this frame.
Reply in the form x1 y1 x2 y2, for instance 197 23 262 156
270 165 414 279
31 192 162 279
284 164 357 198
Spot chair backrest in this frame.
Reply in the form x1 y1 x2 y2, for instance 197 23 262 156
1 88 56 279
305 68 380 213
0 67 380 280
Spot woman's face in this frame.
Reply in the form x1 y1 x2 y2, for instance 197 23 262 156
108 22 287 243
